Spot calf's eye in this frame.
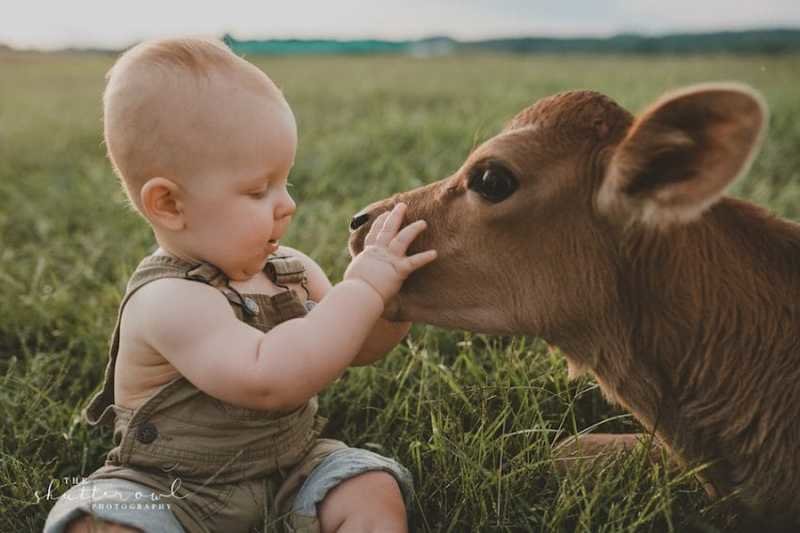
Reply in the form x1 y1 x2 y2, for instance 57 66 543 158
467 164 519 203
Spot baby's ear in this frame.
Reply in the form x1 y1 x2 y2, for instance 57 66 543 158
140 177 185 231
597 83 767 228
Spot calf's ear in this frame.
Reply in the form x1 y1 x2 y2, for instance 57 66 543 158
597 83 766 228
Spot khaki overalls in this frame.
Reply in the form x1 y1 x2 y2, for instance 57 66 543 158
75 252 372 532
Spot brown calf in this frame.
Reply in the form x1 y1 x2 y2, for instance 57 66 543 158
348 84 800 527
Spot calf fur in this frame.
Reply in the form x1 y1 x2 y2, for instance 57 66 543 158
349 84 800 527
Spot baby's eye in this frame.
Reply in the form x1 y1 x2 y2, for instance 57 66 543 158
249 190 268 199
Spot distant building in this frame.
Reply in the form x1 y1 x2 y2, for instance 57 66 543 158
409 37 456 57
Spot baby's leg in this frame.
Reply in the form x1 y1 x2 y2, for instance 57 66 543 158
64 513 141 533
284 445 414 533
317 471 406 533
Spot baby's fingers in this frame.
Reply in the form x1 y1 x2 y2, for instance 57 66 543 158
401 249 438 273
364 211 391 246
388 219 428 255
375 203 407 246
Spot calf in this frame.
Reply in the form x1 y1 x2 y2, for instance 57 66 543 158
348 84 800 527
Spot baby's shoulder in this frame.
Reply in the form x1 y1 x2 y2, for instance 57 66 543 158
124 277 231 336
132 275 224 305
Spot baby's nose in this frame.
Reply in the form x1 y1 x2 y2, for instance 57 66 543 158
277 196 296 219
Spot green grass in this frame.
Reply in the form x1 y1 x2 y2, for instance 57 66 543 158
2 51 799 532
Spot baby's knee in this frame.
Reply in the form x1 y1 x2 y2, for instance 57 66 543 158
319 471 407 533
366 471 405 508
64 513 142 533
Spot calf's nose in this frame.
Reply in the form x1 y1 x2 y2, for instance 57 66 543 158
350 212 371 231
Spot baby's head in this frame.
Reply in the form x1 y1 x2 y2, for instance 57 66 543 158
104 37 297 281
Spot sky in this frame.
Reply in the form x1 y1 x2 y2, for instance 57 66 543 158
4 0 800 50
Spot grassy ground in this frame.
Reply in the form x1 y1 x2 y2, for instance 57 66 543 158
1 51 799 532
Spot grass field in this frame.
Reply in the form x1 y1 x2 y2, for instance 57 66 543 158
2 51 799 532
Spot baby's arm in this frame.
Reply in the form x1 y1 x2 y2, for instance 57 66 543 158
131 204 435 411
280 245 412 367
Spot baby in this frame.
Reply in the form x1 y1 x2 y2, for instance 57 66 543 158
44 37 436 533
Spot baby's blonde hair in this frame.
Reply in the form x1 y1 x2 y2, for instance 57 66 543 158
103 37 280 215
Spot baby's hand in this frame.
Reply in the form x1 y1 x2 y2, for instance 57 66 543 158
344 203 437 303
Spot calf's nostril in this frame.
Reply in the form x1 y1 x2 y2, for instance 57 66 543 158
350 212 370 231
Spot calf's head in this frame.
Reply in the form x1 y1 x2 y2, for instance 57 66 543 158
348 84 766 345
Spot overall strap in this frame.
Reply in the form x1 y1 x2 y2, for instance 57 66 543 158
265 254 308 290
